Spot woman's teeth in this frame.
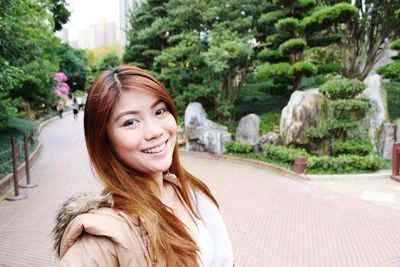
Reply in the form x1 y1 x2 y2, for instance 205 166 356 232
142 142 166 154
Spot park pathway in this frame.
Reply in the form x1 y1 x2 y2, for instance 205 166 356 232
0 113 400 266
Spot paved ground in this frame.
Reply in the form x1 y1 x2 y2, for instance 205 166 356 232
0 113 400 266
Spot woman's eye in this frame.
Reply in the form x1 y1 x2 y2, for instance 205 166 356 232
122 119 138 127
155 108 167 116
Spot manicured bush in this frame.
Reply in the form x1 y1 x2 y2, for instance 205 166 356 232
262 144 310 165
331 139 373 156
225 141 253 154
256 63 291 79
319 78 367 100
257 49 283 62
275 17 299 32
306 154 384 174
279 38 307 55
289 61 317 77
258 10 288 25
301 3 357 33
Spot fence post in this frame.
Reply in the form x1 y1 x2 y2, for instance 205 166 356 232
294 156 307 174
391 142 400 182
6 137 27 201
19 134 38 188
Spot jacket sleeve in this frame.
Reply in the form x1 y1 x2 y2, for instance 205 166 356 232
58 233 118 267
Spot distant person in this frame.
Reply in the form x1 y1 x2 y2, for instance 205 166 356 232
53 65 234 266
56 101 64 119
77 96 84 111
72 97 79 120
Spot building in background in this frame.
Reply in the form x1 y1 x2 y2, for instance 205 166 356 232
72 17 118 49
55 28 70 44
119 0 144 47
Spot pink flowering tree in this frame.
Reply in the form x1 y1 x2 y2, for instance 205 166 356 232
53 72 70 100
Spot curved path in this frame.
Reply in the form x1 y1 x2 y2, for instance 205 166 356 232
0 114 400 266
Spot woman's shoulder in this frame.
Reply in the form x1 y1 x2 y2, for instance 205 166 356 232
53 193 149 264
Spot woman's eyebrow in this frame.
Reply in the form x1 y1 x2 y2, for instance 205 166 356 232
114 99 164 122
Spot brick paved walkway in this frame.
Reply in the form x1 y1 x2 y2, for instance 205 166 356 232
1 114 400 266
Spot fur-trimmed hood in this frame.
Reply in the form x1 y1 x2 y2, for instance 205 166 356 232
53 193 114 256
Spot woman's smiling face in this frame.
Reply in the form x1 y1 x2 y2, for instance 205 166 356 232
107 88 177 177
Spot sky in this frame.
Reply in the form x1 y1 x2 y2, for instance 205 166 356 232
63 0 119 42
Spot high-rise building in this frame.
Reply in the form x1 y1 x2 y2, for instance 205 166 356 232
55 28 69 43
119 0 144 47
104 22 117 45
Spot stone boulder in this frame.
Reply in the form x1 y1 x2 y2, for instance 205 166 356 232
177 126 185 146
280 89 329 154
235 114 260 145
356 74 390 154
185 102 231 154
259 132 281 146
379 123 396 160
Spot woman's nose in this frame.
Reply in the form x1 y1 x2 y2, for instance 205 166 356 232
143 118 163 140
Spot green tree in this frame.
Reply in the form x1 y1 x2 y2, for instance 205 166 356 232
0 0 69 126
154 0 266 120
58 43 93 93
377 38 400 82
99 53 121 71
123 0 167 70
256 1 356 94
51 0 71 31
318 0 400 80
305 77 372 156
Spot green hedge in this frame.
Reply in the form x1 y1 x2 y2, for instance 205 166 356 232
224 143 384 174
225 141 253 154
262 144 310 165
331 139 373 156
306 154 383 174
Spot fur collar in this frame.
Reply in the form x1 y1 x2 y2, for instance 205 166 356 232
53 193 114 257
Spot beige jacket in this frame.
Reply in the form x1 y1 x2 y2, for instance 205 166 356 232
53 189 234 266
54 194 153 266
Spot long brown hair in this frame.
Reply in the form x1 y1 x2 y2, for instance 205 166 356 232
84 65 218 266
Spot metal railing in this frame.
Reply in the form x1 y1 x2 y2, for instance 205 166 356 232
0 130 39 201
392 142 400 182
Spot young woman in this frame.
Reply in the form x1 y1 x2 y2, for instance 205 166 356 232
53 65 234 266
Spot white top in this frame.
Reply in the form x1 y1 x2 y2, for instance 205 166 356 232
196 217 214 267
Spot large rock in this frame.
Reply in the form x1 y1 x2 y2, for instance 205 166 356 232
396 119 400 142
235 114 260 145
260 132 281 146
280 89 329 154
378 123 396 160
357 74 390 154
185 102 231 154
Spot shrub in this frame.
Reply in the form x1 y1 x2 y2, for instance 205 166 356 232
329 99 371 118
279 38 307 55
301 3 357 33
259 112 281 134
257 49 283 62
319 78 367 100
377 61 400 82
258 10 288 25
389 38 400 50
289 61 317 77
275 17 299 32
225 141 253 154
262 144 310 165
306 154 383 174
331 139 373 156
